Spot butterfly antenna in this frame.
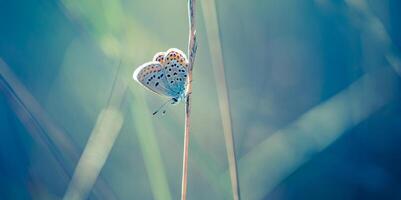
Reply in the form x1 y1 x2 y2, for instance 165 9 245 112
153 99 173 115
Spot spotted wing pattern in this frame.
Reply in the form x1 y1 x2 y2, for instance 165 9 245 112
163 48 188 96
153 52 166 64
133 48 188 99
133 62 174 97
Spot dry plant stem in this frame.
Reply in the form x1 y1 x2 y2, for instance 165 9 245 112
181 0 197 200
199 0 241 198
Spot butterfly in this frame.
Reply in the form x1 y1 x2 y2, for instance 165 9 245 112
133 48 189 114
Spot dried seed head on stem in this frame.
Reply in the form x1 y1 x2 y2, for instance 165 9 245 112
181 0 197 200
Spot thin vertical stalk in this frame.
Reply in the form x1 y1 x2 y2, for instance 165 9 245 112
181 0 197 200
201 0 241 199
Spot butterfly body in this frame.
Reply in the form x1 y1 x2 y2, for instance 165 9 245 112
133 48 189 104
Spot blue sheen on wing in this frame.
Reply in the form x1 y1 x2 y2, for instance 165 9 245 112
164 48 188 98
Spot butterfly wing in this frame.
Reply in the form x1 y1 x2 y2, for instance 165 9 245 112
153 52 166 64
163 48 189 96
133 61 175 97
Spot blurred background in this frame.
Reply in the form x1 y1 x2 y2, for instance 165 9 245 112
1 0 401 199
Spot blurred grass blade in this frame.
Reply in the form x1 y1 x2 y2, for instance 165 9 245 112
128 83 172 200
0 59 117 199
201 0 241 199
235 68 399 199
63 61 127 200
63 107 123 200
344 0 401 76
